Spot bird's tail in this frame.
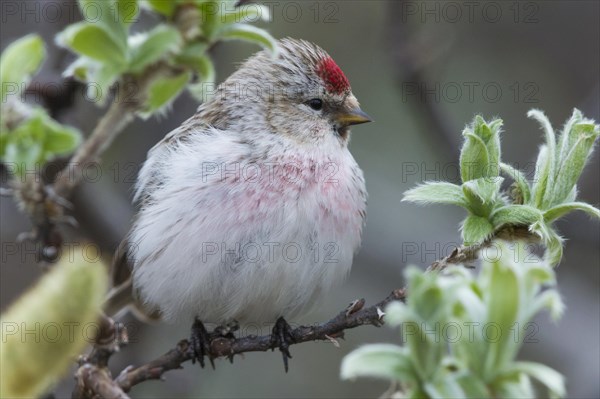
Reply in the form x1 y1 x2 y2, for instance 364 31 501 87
103 276 135 318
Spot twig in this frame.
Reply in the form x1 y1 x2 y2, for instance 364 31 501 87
53 93 136 197
74 364 130 399
427 225 539 272
72 314 129 399
114 289 405 392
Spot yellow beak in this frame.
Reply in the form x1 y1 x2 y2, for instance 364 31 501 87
336 108 372 126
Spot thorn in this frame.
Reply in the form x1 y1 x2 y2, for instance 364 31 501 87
377 307 385 320
324 334 340 348
345 298 365 316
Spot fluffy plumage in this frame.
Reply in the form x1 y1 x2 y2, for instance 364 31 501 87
115 38 368 324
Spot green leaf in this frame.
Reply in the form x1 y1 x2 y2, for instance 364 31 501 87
402 182 468 209
198 1 222 39
217 23 278 55
140 71 192 118
528 219 551 242
527 289 565 322
1 110 81 176
0 248 108 398
460 132 489 183
492 372 535 399
177 42 209 67
528 110 557 207
340 344 417 384
129 25 182 73
531 145 551 209
461 215 494 245
486 119 503 164
556 108 583 165
544 202 600 222
476 116 502 178
424 376 466 399
550 122 599 205
77 0 138 42
563 185 578 203
0 34 46 102
473 115 493 141
461 177 504 217
77 0 125 44
459 116 502 182
500 162 531 205
483 255 520 379
455 373 492 398
91 63 121 105
490 205 543 230
143 0 177 16
41 120 81 155
544 228 564 266
115 0 140 27
188 55 216 102
512 362 565 398
57 22 128 68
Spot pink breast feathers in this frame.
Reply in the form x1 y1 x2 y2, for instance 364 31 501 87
316 57 350 94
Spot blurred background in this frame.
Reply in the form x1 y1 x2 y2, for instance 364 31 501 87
1 1 598 397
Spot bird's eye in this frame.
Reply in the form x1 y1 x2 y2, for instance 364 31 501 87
307 98 323 111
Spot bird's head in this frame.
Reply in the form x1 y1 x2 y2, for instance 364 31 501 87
201 38 371 146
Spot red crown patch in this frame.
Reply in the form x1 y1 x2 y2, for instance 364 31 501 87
316 57 350 94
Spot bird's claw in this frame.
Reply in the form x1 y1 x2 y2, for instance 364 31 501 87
190 318 214 369
271 316 295 372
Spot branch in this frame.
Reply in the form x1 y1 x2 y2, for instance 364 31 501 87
52 92 136 197
428 224 539 272
74 364 130 399
75 289 406 395
72 314 130 399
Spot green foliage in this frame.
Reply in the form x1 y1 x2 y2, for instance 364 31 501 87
1 111 81 178
2 0 278 177
0 38 82 178
141 70 192 117
341 242 565 398
57 0 277 109
403 110 600 264
0 248 108 398
0 34 46 103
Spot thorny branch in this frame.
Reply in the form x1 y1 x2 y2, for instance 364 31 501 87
74 289 405 399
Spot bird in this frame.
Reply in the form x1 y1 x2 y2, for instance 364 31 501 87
106 38 371 369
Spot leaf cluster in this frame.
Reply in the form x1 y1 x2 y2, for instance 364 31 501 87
403 110 600 265
57 0 277 113
341 242 565 398
0 35 82 178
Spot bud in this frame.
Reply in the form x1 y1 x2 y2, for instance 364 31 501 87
0 245 108 398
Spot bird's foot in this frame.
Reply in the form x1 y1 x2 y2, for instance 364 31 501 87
190 318 214 368
270 316 295 372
